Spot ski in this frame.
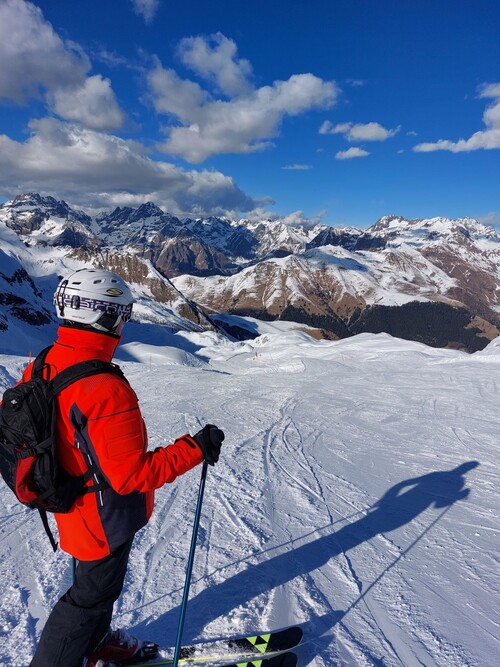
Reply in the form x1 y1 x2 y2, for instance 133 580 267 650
127 627 302 666
127 650 298 667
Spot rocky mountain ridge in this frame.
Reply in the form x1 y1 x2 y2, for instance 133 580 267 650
1 193 499 352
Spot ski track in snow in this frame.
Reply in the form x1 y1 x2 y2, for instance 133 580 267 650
0 333 499 666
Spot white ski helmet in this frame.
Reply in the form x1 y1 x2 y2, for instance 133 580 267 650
54 268 134 332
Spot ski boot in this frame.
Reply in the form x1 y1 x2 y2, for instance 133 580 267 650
84 628 159 666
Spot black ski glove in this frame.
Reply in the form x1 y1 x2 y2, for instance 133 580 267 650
192 424 225 466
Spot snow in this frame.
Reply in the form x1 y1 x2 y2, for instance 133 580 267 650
0 325 498 666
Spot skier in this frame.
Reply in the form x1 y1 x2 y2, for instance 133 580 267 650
25 268 225 667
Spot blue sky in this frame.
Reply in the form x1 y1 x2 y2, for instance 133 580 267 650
0 0 499 228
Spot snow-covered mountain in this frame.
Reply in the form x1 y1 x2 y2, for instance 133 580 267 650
1 193 500 353
174 215 500 352
0 327 498 666
0 194 218 356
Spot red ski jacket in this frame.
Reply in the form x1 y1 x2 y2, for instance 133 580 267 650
22 326 203 561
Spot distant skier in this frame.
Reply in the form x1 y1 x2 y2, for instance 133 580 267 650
23 268 224 667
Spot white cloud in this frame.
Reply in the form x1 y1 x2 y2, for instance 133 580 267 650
0 0 124 130
96 49 130 69
0 118 257 216
320 121 348 135
0 0 88 103
48 75 125 130
241 207 325 228
320 120 399 141
413 131 500 153
149 52 338 162
414 83 500 153
478 211 500 228
335 147 370 160
146 35 338 162
280 210 325 227
480 83 500 98
147 62 209 122
283 164 313 170
131 0 160 24
178 33 253 97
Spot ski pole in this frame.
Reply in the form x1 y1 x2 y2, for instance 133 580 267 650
172 461 209 667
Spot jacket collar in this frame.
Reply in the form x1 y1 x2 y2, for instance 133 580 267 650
55 326 121 362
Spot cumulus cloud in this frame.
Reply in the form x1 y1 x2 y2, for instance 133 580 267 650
131 0 160 24
48 75 125 130
0 118 257 216
0 0 88 102
414 83 500 153
0 0 124 129
148 34 339 162
320 120 399 141
147 62 208 122
178 33 253 97
335 147 370 160
152 72 338 162
157 74 335 163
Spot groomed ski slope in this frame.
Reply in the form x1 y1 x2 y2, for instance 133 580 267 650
0 329 498 666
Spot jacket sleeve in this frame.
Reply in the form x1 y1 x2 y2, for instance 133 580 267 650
81 376 203 494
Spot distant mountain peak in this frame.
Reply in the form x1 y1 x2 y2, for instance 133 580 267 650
1 193 92 236
134 201 165 217
8 193 60 208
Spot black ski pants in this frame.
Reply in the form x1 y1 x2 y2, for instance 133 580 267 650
30 536 134 667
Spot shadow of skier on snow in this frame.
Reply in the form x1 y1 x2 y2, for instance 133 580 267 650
133 461 479 651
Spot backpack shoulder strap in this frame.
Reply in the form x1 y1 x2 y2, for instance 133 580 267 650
51 359 128 395
31 345 54 380
38 508 58 552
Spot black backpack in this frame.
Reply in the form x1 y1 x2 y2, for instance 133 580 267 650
0 346 127 551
